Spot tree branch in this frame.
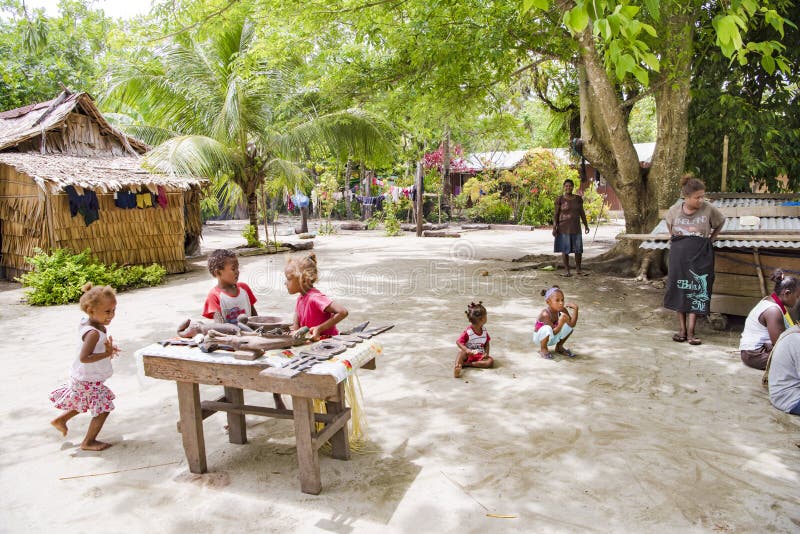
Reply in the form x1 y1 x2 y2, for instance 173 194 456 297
146 1 241 43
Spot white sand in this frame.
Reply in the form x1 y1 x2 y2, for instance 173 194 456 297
1 218 798 532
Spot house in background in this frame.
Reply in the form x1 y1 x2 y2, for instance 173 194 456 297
450 143 656 211
0 90 206 281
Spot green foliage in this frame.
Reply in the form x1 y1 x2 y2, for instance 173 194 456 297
0 1 119 110
200 195 220 221
383 201 402 236
687 0 800 192
581 181 607 223
241 224 262 248
17 248 166 306
467 193 513 223
520 197 555 226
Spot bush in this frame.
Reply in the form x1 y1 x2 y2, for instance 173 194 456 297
467 192 513 223
17 248 167 306
582 181 608 223
520 196 556 226
241 224 262 248
383 201 402 236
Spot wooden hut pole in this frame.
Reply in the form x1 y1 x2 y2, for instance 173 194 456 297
753 248 767 297
415 161 424 237
43 188 56 251
721 135 729 192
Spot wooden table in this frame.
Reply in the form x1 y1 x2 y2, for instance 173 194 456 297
139 345 376 494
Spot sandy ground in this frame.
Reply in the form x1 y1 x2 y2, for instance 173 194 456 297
1 217 799 533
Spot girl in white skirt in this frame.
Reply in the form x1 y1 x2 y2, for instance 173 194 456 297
50 283 120 451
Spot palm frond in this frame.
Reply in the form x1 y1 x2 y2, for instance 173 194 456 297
283 109 396 165
142 135 237 180
262 158 312 194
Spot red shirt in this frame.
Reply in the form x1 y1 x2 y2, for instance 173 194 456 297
295 288 338 337
202 282 257 323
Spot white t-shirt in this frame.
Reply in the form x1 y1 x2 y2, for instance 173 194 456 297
739 299 782 351
70 320 113 382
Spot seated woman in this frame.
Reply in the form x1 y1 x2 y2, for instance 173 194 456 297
739 269 799 370
768 326 800 415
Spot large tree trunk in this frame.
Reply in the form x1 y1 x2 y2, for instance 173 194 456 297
344 159 353 219
299 206 309 233
246 190 259 230
441 126 451 216
650 14 694 211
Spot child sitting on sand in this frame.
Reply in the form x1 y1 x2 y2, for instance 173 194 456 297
454 301 495 378
50 283 120 451
533 285 580 359
284 252 348 341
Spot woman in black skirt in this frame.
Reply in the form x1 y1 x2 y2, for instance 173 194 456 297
663 174 726 345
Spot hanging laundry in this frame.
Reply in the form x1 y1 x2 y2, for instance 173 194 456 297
292 192 310 208
136 192 153 209
287 197 295 211
114 189 137 209
156 185 168 208
65 185 100 226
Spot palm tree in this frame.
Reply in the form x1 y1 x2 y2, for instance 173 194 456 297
105 17 394 235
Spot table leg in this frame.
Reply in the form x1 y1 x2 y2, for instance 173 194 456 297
325 382 351 460
223 386 247 444
176 381 207 473
292 396 321 495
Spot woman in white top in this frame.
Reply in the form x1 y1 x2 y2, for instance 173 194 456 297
739 269 799 370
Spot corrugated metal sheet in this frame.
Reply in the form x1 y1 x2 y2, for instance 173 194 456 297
640 239 800 249
709 197 797 208
641 197 800 249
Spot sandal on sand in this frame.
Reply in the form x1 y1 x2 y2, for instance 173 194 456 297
556 347 576 357
561 273 572 277
672 333 687 342
540 351 554 360
688 337 702 345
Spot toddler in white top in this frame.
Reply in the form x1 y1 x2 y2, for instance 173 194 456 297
50 283 120 451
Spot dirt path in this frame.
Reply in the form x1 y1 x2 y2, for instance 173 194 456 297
1 219 798 532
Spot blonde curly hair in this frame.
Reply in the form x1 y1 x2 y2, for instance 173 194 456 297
79 282 116 313
285 252 319 290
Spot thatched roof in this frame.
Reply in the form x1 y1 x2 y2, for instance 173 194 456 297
0 153 206 193
0 90 207 193
0 90 148 154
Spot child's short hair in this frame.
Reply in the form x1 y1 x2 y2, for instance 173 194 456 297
286 252 319 288
79 282 116 313
208 249 237 277
465 301 486 324
680 173 706 197
541 285 563 300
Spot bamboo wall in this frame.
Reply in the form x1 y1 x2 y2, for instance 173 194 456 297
0 165 47 279
0 167 191 280
49 188 188 274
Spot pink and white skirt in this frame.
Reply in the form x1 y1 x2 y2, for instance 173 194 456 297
50 378 115 417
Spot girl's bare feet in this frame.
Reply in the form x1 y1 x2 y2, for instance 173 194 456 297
454 361 462 378
51 419 68 437
81 440 111 451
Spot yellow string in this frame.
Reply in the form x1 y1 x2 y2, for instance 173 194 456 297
312 373 368 453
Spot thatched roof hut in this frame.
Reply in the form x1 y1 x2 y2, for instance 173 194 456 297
0 90 207 281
